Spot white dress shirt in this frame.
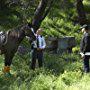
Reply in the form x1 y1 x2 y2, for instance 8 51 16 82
32 35 46 49
37 35 46 49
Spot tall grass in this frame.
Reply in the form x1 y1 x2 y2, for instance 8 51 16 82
0 0 90 89
0 52 90 90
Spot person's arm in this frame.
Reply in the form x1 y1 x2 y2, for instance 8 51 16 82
80 35 85 57
80 36 85 53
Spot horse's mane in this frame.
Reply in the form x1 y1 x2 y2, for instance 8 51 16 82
9 24 26 38
12 24 26 31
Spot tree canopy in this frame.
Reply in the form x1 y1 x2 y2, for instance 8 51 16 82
0 0 90 31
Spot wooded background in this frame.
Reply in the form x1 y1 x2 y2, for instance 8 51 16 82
0 0 90 90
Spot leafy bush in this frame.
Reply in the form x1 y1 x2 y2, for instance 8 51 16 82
72 47 80 53
29 74 55 90
0 0 90 89
60 71 82 85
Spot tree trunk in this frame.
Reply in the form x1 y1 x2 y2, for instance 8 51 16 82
76 0 87 25
31 0 54 32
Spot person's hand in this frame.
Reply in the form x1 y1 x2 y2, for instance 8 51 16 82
37 48 44 51
37 48 42 51
80 52 85 59
37 48 40 50
81 54 85 59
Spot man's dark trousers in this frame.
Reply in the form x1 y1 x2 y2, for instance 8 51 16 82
83 56 90 73
31 49 43 70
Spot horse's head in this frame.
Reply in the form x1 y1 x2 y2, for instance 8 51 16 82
22 24 36 41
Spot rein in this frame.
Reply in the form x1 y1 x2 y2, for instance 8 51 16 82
30 27 36 36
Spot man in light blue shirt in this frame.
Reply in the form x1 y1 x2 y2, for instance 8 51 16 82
31 28 46 70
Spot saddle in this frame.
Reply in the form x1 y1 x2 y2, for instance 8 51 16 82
0 31 7 47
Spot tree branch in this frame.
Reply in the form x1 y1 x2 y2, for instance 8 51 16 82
76 0 87 25
31 0 50 32
41 0 54 21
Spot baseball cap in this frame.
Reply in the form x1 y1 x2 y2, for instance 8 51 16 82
80 24 89 30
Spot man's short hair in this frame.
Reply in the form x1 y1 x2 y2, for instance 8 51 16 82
38 28 43 31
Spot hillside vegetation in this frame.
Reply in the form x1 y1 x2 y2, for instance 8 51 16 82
0 0 90 90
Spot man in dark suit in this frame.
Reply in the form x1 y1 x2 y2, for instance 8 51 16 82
80 24 90 73
31 28 46 70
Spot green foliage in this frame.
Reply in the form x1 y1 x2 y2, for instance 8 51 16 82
0 0 90 90
72 46 80 53
60 71 82 85
0 0 40 29
0 52 90 90
30 74 54 90
83 1 90 13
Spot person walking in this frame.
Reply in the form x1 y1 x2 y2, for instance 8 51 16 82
31 28 46 70
80 24 90 73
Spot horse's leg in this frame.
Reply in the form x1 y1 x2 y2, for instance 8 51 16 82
3 53 14 74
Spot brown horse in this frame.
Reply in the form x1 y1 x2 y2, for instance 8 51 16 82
0 24 36 74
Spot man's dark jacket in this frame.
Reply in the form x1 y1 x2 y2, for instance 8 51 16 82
80 32 90 54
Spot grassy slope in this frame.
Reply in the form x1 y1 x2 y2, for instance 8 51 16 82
0 0 90 90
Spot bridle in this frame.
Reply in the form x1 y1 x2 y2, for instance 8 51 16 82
30 27 36 37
